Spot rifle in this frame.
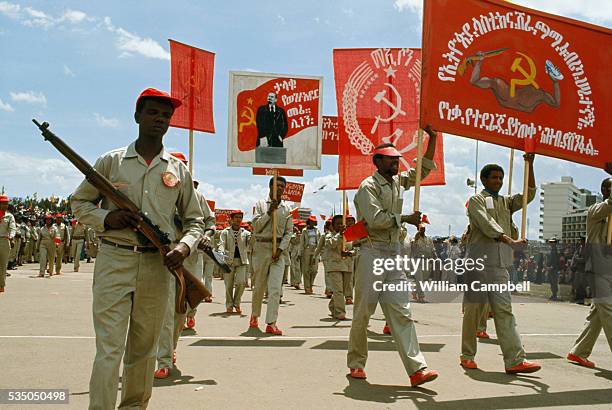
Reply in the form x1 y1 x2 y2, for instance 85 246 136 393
32 119 214 314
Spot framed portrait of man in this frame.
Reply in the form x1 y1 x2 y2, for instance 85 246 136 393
227 71 323 170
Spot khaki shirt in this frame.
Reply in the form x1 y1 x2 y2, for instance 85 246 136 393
71 141 204 252
354 157 435 244
323 231 352 272
72 223 86 239
0 212 16 239
585 197 612 276
300 227 320 253
39 225 60 244
467 187 536 268
252 198 293 251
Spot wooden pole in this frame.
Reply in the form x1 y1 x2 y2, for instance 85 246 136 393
607 216 612 244
413 128 424 212
188 129 194 175
342 190 347 252
507 148 514 195
474 141 479 194
272 172 277 255
520 159 530 239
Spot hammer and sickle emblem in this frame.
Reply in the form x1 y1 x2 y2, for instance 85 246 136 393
371 83 406 134
510 52 539 98
239 106 256 132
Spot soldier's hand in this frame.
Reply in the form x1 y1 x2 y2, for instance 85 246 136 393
523 153 535 163
9 239 14 249
267 200 280 215
198 234 212 250
423 124 436 138
104 210 142 231
401 211 422 226
164 242 190 271
272 248 282 262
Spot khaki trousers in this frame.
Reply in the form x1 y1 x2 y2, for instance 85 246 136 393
0 239 9 287
224 258 247 309
72 240 84 270
39 241 56 275
290 253 301 286
347 242 427 375
301 248 317 289
24 240 33 263
328 271 352 317
570 303 612 357
186 251 204 318
88 243 169 410
55 242 65 273
251 242 284 324
461 267 525 368
9 237 20 263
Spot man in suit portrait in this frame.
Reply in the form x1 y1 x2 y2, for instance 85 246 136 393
256 92 288 147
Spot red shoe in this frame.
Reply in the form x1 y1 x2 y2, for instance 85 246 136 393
383 324 391 335
567 353 595 368
505 360 541 374
186 317 196 329
345 298 353 305
172 350 176 365
265 324 283 336
0 287 4 293
154 367 170 379
476 331 490 339
336 314 347 321
460 359 478 369
249 316 258 329
349 368 367 379
226 307 233 314
410 368 439 387
234 306 242 314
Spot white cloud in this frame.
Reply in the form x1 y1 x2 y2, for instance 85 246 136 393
103 17 169 60
0 98 14 112
10 90 47 106
60 9 88 24
63 64 75 77
517 0 612 25
94 113 119 128
0 1 21 19
393 0 422 14
276 14 286 25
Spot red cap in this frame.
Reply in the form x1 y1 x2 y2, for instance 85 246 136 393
373 145 402 157
55 213 64 218
136 88 182 111
44 214 53 220
0 195 9 203
170 151 188 165
230 210 244 217
308 215 317 222
292 218 299 224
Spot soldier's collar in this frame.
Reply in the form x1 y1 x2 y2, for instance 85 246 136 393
373 171 392 186
482 188 500 199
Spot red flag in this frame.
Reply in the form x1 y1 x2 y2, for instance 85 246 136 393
322 116 339 155
206 200 215 212
215 209 234 224
333 48 446 190
343 220 368 242
281 182 305 202
252 168 304 176
169 39 215 133
421 214 431 224
290 207 300 218
420 0 611 168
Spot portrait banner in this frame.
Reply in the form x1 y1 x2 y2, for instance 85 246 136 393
322 116 339 155
252 167 304 176
420 0 611 168
227 71 323 170
333 48 446 190
281 182 305 203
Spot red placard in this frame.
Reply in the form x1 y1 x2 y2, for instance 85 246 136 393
322 116 339 155
333 48 446 190
281 182 305 203
420 0 610 168
206 200 215 212
252 168 304 176
215 209 234 224
169 39 215 133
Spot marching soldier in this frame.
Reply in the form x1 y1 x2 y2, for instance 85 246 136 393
53 213 70 275
0 195 16 292
24 219 35 263
289 222 302 289
411 223 436 303
8 214 22 270
566 172 612 368
300 215 320 295
325 215 354 320
71 220 87 272
347 127 439 387
218 210 250 313
38 215 60 278
71 88 205 409
85 225 98 262
460 155 541 374
33 218 41 263
250 176 293 335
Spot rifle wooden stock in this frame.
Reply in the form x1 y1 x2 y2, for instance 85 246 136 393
33 119 211 314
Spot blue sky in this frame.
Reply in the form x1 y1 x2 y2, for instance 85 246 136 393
0 0 610 238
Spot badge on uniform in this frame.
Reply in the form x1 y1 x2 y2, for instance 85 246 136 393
161 172 179 188
485 196 494 209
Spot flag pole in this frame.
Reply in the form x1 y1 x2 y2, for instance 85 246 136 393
507 148 514 195
413 128 424 212
188 129 194 175
520 158 530 239
272 172 277 256
607 216 612 244
342 190 347 252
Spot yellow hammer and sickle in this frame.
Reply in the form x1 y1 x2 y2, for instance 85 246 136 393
239 106 256 132
510 52 539 98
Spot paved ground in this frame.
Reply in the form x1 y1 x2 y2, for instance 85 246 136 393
0 261 610 409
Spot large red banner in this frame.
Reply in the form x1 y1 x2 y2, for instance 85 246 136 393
215 209 234 224
420 0 611 168
333 48 446 190
322 116 339 155
252 168 304 176
281 182 305 203
169 40 215 133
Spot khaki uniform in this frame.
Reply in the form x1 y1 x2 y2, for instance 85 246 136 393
38 225 60 276
0 212 16 288
24 224 35 263
461 187 536 368
33 225 41 262
219 227 250 310
71 142 204 410
570 197 612 358
289 232 301 286
348 159 434 375
9 222 21 266
251 198 293 324
53 222 70 274
411 235 435 299
300 227 320 290
86 227 98 260
324 231 353 317
71 222 87 271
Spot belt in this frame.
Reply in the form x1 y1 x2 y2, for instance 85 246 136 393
101 239 158 253
73 236 85 240
255 237 273 243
